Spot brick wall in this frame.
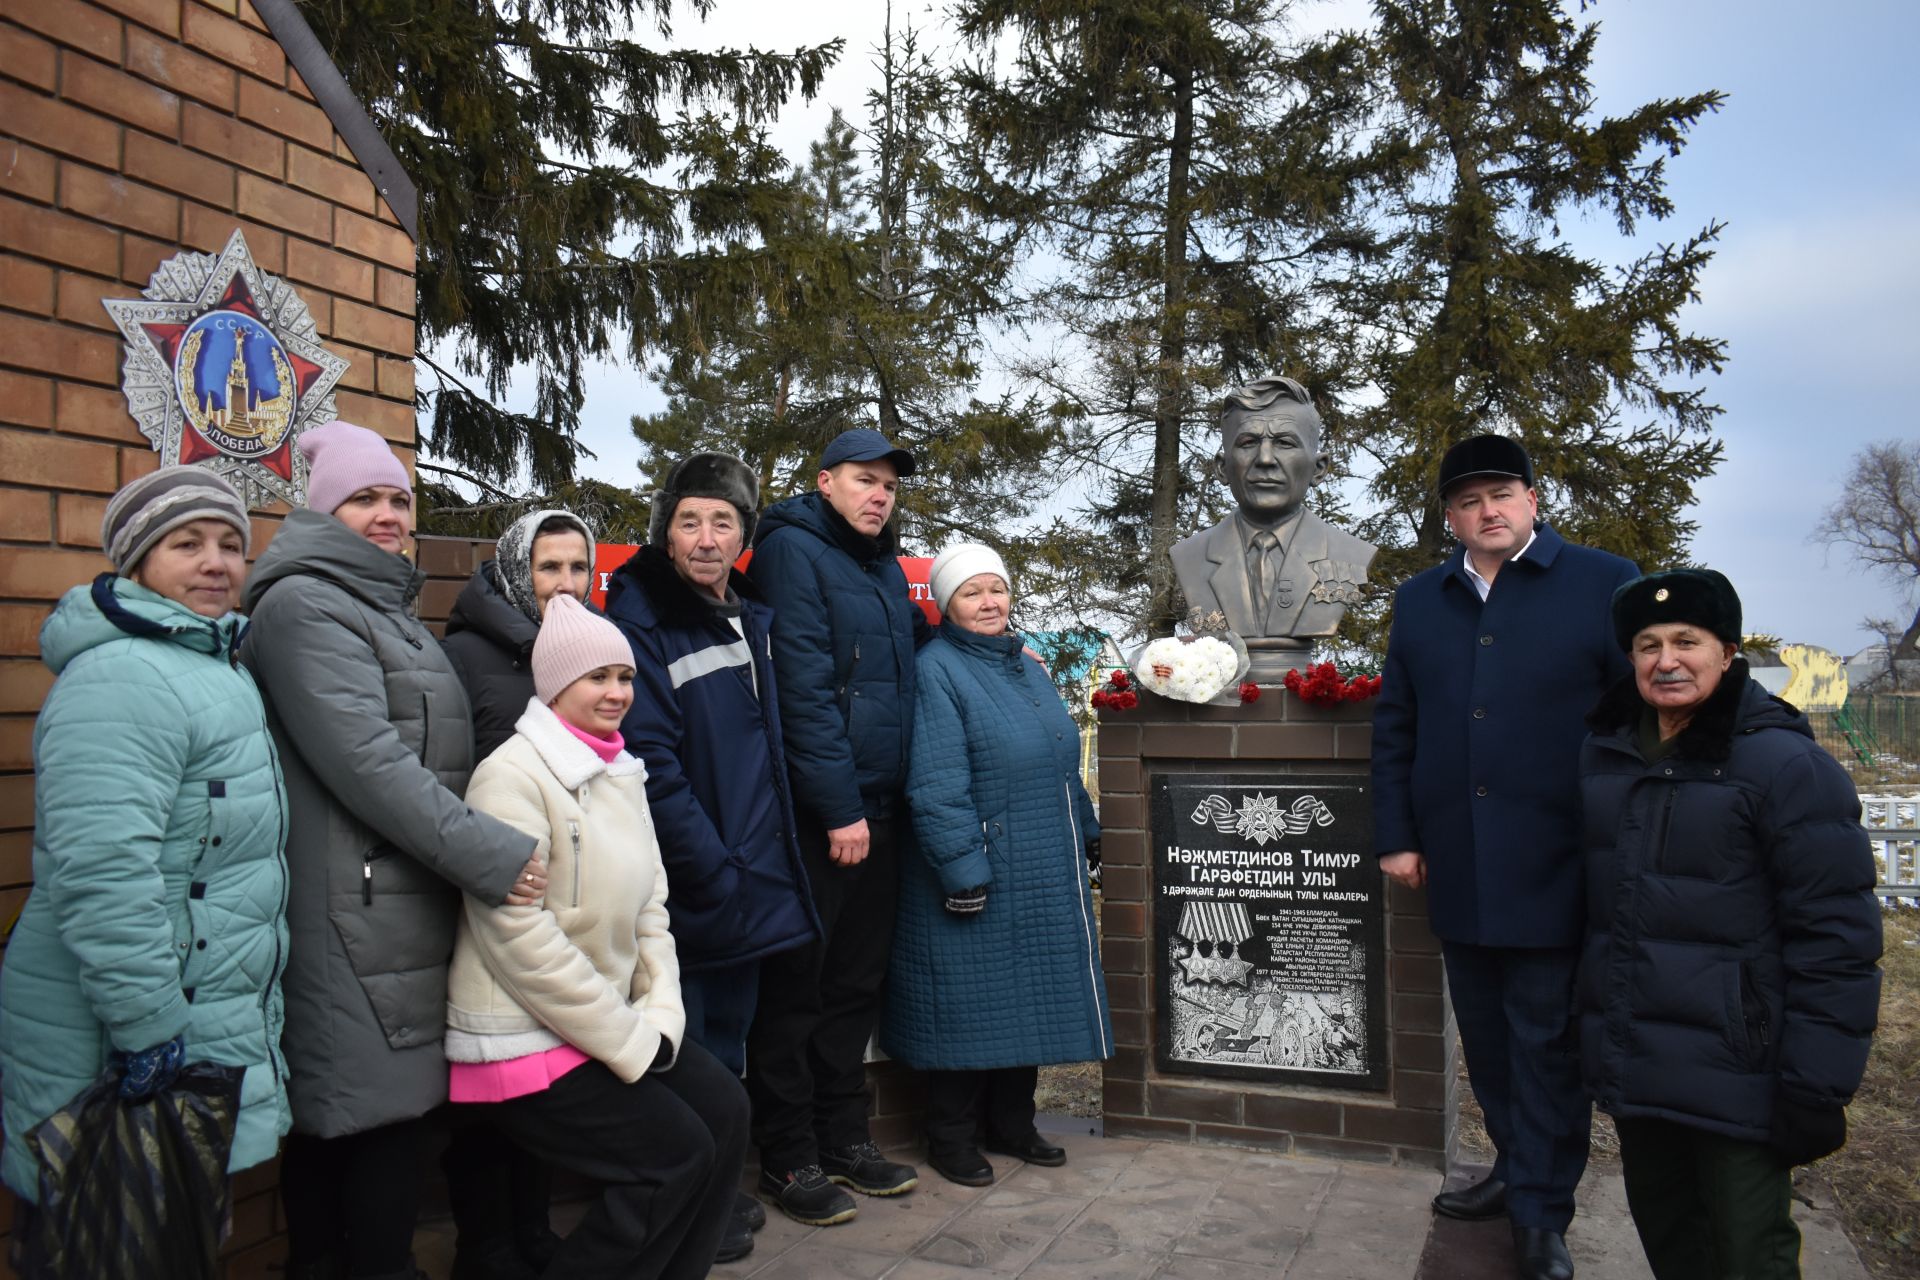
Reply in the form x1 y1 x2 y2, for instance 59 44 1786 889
1094 691 1457 1169
1 0 415 1270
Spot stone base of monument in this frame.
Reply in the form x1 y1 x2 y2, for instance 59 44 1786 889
1095 686 1457 1169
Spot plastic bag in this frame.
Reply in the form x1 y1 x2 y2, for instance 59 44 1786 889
15 1061 244 1280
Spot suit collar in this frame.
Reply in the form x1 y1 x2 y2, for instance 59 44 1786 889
1444 521 1565 593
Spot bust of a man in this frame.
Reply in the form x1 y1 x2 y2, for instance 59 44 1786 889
1170 376 1377 677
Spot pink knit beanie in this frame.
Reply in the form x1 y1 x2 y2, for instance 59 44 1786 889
300 419 412 515
533 593 636 703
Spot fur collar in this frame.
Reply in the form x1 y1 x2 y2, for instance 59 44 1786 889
512 697 646 791
1587 657 1751 763
619 545 762 628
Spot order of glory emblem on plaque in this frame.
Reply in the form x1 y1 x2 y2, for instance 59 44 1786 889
103 228 350 508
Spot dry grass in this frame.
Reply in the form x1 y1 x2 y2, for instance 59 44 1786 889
1451 1053 1622 1168
1036 1061 1103 1118
1812 906 1920 1279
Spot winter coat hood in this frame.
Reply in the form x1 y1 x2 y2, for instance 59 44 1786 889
753 491 901 563
244 507 423 615
40 574 242 676
447 561 539 660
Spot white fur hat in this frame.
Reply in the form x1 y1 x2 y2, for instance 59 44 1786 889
929 543 1011 614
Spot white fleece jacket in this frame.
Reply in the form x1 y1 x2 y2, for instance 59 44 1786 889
445 698 684 1083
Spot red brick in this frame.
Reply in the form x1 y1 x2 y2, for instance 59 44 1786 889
375 266 415 317
0 24 58 91
123 133 234 208
285 239 374 302
0 830 31 882
0 0 122 62
1147 1082 1242 1124
0 427 120 493
235 172 329 241
126 26 235 110
238 78 333 153
55 382 145 446
1237 722 1336 758
0 718 32 773
1103 1078 1144 1117
54 271 133 333
180 3 281 80
1103 900 1144 939
182 102 281 178
1100 792 1142 830
55 493 109 548
286 64 313 101
1243 1093 1342 1135
1342 1105 1444 1149
60 163 180 240
1139 723 1235 757
119 445 161 482
120 230 180 285
180 202 285 272
0 82 120 170
333 206 414 271
333 390 414 443
63 53 182 139
0 372 54 431
196 0 236 13
375 356 414 400
93 0 180 37
0 547 113 599
329 298 414 358
0 139 58 204
0 486 52 540
0 312 120 385
287 143 375 213
237 0 265 28
0 257 55 313
0 658 54 713
325 342 374 392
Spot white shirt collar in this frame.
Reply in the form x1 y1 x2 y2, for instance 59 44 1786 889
1463 528 1538 601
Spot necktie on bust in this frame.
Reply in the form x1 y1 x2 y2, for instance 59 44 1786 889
1248 529 1280 624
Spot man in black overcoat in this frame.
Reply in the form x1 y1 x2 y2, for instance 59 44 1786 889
1370 436 1638 1280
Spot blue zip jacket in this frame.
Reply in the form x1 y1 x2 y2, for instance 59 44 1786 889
747 493 930 826
1370 524 1638 947
0 577 291 1198
883 623 1112 1071
604 546 819 972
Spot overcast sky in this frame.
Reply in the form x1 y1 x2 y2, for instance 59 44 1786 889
449 0 1919 656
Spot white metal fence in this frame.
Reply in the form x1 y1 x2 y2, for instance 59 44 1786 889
1862 794 1920 900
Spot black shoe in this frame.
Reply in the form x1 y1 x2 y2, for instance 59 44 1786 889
714 1216 755 1264
735 1189 767 1232
1513 1226 1574 1280
1432 1175 1508 1221
513 1225 562 1273
450 1241 538 1280
758 1164 858 1226
927 1146 995 1187
983 1133 1067 1167
820 1141 919 1196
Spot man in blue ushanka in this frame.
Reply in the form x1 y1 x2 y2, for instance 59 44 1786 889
1371 436 1638 1280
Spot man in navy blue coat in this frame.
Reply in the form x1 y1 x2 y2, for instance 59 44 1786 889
605 452 824 1260
742 428 931 1226
1371 436 1637 1280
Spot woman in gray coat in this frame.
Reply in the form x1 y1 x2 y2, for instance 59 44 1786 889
242 421 544 1280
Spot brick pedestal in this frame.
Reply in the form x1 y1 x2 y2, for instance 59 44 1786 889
1095 687 1456 1169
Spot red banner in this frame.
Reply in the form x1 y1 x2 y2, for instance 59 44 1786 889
591 545 940 625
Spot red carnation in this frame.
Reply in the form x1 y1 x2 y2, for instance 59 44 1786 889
1239 682 1261 704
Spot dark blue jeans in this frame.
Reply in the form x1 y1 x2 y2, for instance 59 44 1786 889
1442 941 1591 1232
682 962 761 1078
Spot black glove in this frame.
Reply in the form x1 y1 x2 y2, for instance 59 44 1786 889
943 885 988 916
114 1035 186 1100
1084 836 1101 870
1768 1092 1847 1166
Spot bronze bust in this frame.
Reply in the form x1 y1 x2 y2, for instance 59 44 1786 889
1170 376 1377 680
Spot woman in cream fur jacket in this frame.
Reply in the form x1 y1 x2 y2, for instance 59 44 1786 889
446 593 749 1279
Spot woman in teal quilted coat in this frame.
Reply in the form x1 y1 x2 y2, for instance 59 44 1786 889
884 544 1111 1188
0 467 291 1203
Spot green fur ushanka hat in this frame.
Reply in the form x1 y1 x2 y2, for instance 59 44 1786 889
1611 567 1742 652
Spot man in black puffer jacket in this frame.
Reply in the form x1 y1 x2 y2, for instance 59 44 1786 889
1579 568 1882 1280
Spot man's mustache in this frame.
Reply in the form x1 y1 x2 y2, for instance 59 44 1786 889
1651 670 1692 684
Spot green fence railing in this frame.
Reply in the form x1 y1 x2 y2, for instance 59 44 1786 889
1806 696 1920 768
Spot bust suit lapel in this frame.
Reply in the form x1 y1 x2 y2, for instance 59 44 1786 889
1203 517 1258 633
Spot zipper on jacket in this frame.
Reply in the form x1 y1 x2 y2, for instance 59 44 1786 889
570 820 583 909
1740 961 1771 1058
1063 781 1110 1058
362 853 373 905
1650 788 1678 876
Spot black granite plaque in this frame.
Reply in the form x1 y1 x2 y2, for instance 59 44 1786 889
1151 773 1387 1091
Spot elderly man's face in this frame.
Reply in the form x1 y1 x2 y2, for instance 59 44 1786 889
666 498 744 600
1217 402 1327 526
1632 622 1736 717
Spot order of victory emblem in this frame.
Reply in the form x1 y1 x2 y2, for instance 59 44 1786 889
103 229 350 507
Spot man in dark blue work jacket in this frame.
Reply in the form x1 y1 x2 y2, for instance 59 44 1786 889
1371 435 1638 1280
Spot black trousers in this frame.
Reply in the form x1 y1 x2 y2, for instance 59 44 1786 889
924 1066 1040 1159
1617 1117 1801 1279
1442 942 1590 1232
746 812 899 1171
487 1041 749 1280
441 1114 553 1253
280 1117 428 1276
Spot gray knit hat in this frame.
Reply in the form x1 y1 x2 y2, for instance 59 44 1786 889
101 465 251 574
494 507 597 625
648 453 760 549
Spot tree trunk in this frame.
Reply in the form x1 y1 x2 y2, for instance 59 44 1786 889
1146 66 1195 638
1896 601 1920 663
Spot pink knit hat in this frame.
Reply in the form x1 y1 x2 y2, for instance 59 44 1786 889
299 419 412 515
533 593 636 703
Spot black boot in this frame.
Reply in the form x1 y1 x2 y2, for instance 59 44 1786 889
508 1147 563 1272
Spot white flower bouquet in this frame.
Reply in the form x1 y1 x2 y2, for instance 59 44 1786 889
1130 632 1249 705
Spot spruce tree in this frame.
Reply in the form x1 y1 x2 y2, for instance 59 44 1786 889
300 0 840 489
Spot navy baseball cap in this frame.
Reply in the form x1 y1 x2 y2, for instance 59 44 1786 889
819 427 916 478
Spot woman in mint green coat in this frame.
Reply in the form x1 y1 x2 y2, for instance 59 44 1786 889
0 467 291 1203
